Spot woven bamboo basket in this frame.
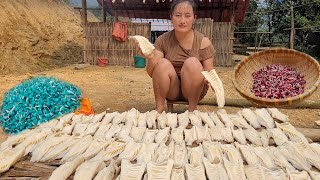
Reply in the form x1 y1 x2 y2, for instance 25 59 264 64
233 48 320 106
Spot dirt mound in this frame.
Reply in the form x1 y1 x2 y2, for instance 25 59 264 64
0 0 97 75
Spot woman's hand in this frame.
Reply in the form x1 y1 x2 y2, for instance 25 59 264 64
204 78 211 87
201 57 214 87
134 41 155 60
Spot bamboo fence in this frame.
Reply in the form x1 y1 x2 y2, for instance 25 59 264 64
195 19 234 67
84 20 150 66
84 19 233 67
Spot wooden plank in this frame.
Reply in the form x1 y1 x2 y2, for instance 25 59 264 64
0 177 40 180
296 128 320 142
1 160 56 178
198 98 320 109
74 63 91 70
2 169 49 178
41 159 63 167
15 161 57 171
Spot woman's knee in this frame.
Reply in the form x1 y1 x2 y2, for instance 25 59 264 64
147 58 171 77
181 57 203 75
153 58 174 75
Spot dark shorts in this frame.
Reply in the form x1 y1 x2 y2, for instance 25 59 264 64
173 76 209 101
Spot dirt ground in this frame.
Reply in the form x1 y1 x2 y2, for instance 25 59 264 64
0 0 319 144
0 0 99 75
1 65 320 143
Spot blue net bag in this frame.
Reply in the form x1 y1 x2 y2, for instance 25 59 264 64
0 76 82 134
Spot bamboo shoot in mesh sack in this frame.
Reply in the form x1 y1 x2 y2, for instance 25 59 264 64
129 35 155 56
201 69 225 108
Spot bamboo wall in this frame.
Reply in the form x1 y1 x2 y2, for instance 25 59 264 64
84 21 150 66
195 19 234 67
84 19 233 67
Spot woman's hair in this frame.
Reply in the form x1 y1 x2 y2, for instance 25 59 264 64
170 0 197 16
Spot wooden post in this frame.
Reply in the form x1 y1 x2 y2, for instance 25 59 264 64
102 0 106 22
290 2 295 49
254 31 258 52
268 0 272 44
231 1 235 62
82 0 87 25
230 1 235 25
82 0 87 64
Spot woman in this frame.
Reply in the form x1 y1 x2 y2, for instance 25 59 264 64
140 0 215 112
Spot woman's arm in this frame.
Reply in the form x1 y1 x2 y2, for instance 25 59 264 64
202 57 214 71
200 37 215 71
146 49 164 77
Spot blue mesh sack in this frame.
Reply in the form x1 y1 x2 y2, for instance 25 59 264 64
0 76 82 134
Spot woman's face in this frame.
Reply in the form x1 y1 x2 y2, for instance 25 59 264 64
171 2 195 33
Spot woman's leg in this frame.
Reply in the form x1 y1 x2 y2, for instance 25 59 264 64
150 58 180 113
180 57 205 112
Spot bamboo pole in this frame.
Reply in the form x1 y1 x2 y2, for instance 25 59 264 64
94 23 97 65
112 20 115 65
106 22 109 64
90 24 93 64
92 23 95 65
94 24 97 65
83 22 87 64
87 24 90 65
214 24 219 65
290 2 295 49
228 22 231 66
128 22 131 66
226 23 229 66
222 23 225 66
231 23 234 54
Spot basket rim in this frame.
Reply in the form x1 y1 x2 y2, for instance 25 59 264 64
232 48 320 106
